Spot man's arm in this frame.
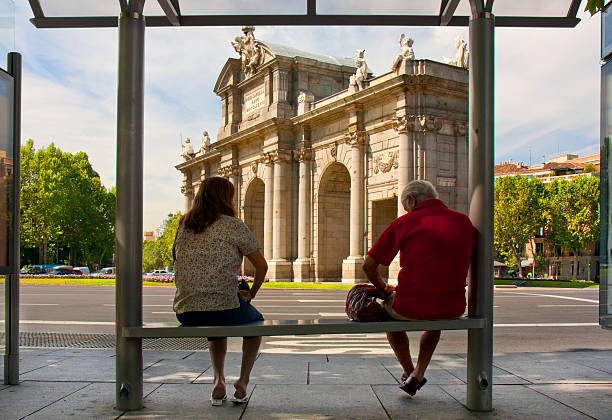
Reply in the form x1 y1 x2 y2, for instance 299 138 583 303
362 255 389 297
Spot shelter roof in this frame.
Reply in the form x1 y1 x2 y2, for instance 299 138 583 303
27 1 584 29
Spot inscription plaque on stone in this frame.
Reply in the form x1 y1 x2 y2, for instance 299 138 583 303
244 86 265 114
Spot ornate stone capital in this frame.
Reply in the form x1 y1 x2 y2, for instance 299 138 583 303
454 122 468 136
219 164 240 178
180 185 193 195
294 148 313 162
373 150 399 174
346 130 367 146
260 152 274 165
418 115 443 132
392 115 416 134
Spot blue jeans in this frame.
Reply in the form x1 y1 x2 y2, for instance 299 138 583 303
176 295 264 340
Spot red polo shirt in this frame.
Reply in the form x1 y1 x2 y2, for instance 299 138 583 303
367 199 473 320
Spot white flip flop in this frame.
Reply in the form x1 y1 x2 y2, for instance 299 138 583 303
230 395 249 404
210 394 227 406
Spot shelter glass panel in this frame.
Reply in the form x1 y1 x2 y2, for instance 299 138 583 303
318 0 439 15
180 0 305 15
38 0 119 17
492 0 569 17
0 69 13 271
0 0 14 69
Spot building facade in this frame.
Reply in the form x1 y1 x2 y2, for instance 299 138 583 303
176 29 469 283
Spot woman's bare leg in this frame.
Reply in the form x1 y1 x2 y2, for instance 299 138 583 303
234 336 262 399
208 339 227 399
386 331 415 380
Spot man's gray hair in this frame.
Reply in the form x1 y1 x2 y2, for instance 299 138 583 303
400 180 439 206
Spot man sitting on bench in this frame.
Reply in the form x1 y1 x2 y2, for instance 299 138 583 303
362 180 473 396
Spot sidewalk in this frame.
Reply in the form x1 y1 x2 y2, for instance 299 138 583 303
1 345 611 419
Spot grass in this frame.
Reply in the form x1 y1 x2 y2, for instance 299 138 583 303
494 279 599 288
8 277 599 289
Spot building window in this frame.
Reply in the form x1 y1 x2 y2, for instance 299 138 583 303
535 242 543 255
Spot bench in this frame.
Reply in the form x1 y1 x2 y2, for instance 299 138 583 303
122 316 485 338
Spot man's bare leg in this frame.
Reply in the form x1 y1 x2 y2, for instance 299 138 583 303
411 330 441 381
386 331 415 380
234 336 262 399
209 339 228 399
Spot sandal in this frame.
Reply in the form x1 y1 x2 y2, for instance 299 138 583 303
400 376 427 396
230 395 249 404
210 394 227 407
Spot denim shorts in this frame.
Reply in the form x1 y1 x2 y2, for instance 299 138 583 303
176 295 264 341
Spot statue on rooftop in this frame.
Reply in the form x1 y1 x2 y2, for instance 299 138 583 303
391 34 415 72
349 49 368 91
231 26 263 77
445 36 469 69
199 130 211 154
181 138 195 160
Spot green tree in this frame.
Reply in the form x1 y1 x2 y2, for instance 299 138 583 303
585 0 605 15
547 176 600 279
142 212 181 272
494 176 546 275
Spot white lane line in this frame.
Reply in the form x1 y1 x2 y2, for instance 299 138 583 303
105 304 171 307
510 292 598 303
298 300 344 303
151 312 175 314
20 303 59 306
493 323 598 327
0 320 116 326
538 304 598 307
21 294 97 296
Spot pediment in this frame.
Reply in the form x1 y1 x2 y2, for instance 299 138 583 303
213 58 242 94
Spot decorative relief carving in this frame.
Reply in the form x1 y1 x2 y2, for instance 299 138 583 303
219 164 240 178
393 115 416 133
454 122 468 136
251 161 258 174
346 130 367 146
261 149 292 164
437 176 456 187
260 152 274 165
374 150 399 174
418 115 443 132
330 143 338 160
294 148 313 162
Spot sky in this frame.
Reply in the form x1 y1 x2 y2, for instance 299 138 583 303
9 1 602 230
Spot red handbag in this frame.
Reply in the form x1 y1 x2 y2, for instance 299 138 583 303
345 284 390 322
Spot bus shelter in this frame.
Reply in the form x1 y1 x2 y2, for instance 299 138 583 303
5 0 601 413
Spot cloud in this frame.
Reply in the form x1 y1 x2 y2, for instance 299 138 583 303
15 3 601 229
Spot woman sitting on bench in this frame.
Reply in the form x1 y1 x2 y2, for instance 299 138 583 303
172 176 268 407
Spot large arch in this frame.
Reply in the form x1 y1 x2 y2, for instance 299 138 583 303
316 162 351 282
243 177 265 276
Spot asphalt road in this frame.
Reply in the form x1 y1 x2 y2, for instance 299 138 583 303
1 284 611 354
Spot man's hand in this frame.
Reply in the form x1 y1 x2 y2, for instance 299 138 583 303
383 284 396 299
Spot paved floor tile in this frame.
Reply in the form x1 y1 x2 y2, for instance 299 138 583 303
20 357 116 382
44 349 116 357
19 355 67 374
242 384 388 419
442 384 591 419
143 358 207 383
121 383 245 419
435 355 529 385
0 380 90 420
308 355 397 385
527 383 612 419
372 384 478 419
24 382 158 419
380 359 465 385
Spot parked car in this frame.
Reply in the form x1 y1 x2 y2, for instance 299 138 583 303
97 267 116 275
145 269 174 276
51 267 83 276
21 265 47 275
74 266 90 275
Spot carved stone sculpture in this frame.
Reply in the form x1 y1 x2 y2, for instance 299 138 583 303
374 150 399 174
445 36 469 69
181 138 195 160
231 26 263 77
199 130 211 154
349 49 368 92
391 34 415 72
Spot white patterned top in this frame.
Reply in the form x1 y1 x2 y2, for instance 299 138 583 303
173 215 260 313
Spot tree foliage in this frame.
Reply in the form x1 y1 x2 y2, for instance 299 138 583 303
20 140 115 268
494 176 546 273
585 0 605 15
142 212 181 272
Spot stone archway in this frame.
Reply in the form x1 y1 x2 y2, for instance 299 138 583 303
243 177 265 276
316 162 351 282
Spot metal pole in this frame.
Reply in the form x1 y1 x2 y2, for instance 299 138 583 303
115 10 145 411
467 11 494 411
4 52 21 386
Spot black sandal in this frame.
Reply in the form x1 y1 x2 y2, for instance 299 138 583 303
400 376 427 396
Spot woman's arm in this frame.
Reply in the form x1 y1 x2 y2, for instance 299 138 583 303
245 249 268 300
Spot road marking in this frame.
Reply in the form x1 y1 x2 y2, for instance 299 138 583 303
510 292 598 303
151 312 175 314
0 320 116 326
20 303 59 306
493 323 598 327
298 300 344 303
21 294 98 296
538 304 598 307
105 304 171 307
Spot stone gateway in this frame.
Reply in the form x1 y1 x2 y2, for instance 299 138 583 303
176 30 469 283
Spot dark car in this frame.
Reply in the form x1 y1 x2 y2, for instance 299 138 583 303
21 265 47 275
51 268 82 276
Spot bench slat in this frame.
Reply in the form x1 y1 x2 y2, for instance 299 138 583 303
122 317 485 338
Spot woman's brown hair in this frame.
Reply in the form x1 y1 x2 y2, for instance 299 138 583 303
180 176 236 233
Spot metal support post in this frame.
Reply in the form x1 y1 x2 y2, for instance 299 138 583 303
115 10 145 411
4 52 21 386
467 11 494 411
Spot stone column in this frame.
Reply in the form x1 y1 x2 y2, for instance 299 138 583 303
269 149 293 281
342 131 368 283
181 170 193 212
261 153 274 261
419 115 441 185
293 148 313 281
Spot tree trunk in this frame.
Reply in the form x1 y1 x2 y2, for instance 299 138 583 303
573 254 578 280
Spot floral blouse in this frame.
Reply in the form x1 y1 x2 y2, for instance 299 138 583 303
173 215 260 313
